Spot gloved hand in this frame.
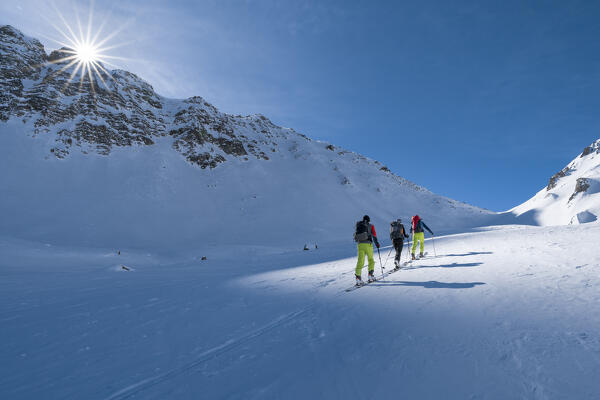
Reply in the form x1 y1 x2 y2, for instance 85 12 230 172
375 241 380 248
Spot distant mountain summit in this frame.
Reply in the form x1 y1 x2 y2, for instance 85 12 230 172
511 139 600 225
0 25 493 249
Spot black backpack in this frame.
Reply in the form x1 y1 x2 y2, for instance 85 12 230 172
390 221 404 240
354 220 370 242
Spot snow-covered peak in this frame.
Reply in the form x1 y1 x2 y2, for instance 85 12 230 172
0 24 45 56
111 69 156 93
0 25 494 250
0 25 47 103
47 47 74 63
511 139 600 225
581 138 600 158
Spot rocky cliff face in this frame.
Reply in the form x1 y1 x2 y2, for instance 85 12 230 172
0 26 47 120
0 25 305 168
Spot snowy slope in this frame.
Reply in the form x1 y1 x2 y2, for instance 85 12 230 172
511 139 600 225
2 224 600 399
0 25 493 250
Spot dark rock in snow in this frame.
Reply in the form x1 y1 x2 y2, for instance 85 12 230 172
580 142 600 158
569 178 590 202
547 167 571 191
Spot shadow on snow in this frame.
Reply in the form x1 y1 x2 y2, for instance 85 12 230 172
403 262 483 269
439 251 493 257
371 280 486 289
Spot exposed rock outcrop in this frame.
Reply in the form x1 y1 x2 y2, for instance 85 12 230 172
0 25 307 169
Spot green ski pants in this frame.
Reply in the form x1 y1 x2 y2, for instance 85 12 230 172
411 232 425 254
355 242 375 276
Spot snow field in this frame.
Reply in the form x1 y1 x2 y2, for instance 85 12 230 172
2 223 600 399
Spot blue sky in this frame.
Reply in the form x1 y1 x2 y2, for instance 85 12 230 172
2 0 600 211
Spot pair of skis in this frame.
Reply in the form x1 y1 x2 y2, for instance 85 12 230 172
345 252 428 292
404 251 429 266
344 265 401 292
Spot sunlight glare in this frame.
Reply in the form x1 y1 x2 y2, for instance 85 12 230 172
44 3 132 93
75 43 99 64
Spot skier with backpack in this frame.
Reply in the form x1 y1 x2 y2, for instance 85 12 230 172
389 219 409 269
410 215 434 260
353 215 380 285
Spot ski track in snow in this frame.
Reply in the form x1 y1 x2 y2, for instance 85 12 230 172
104 308 311 400
104 247 384 398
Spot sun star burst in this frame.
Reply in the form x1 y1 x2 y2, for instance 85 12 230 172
75 43 99 64
44 3 131 93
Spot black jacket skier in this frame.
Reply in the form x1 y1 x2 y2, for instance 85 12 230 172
389 219 409 268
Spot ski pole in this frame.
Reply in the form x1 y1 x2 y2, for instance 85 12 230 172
432 234 437 258
405 236 411 265
377 246 385 281
384 246 393 268
409 237 412 263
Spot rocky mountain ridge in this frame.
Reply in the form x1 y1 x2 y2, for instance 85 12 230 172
512 138 600 225
1 25 283 167
0 24 411 178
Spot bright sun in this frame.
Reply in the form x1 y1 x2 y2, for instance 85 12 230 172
46 4 128 92
75 43 99 64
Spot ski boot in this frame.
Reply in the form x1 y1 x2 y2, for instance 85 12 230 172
393 260 400 271
368 271 376 283
355 274 363 286
411 253 416 260
419 252 424 259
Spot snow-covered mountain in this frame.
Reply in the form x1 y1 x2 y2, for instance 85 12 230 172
0 25 494 250
511 139 600 225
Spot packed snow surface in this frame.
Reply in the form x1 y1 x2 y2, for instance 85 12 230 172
2 223 599 399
